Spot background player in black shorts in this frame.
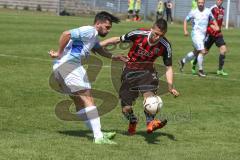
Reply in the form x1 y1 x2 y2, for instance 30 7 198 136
192 0 228 76
101 19 179 135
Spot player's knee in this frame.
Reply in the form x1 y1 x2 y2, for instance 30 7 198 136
205 50 209 55
122 106 132 113
200 50 207 55
220 46 227 54
76 92 95 107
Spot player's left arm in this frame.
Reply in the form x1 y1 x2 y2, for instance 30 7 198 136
162 42 179 97
100 29 139 47
209 12 219 31
100 37 121 47
93 45 129 62
165 66 179 97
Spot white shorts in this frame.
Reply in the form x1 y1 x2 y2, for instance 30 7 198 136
192 35 205 51
53 62 91 94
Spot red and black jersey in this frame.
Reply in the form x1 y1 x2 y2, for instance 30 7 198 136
120 28 172 70
207 4 224 37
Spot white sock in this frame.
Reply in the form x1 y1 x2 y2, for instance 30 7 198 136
76 109 91 129
197 54 204 70
182 51 195 63
77 106 103 139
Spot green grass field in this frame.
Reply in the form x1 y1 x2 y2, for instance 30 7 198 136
0 9 240 160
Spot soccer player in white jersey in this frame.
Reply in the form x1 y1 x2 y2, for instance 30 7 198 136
49 11 128 144
179 0 219 77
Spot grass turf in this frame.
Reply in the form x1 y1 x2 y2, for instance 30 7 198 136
0 9 240 160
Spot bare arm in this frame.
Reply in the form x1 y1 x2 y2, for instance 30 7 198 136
210 20 220 31
165 66 179 97
93 46 129 62
49 31 71 58
100 37 121 47
183 19 189 36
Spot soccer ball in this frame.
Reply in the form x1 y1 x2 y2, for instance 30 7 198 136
143 96 163 115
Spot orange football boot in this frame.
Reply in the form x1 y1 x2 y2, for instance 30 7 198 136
128 122 137 135
147 119 167 133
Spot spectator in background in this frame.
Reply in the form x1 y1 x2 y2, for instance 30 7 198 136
156 0 165 20
192 0 197 10
127 0 135 20
166 0 173 24
134 0 141 21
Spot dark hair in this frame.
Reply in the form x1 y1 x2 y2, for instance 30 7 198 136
154 18 168 32
94 11 120 24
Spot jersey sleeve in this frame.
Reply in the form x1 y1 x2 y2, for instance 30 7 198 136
120 29 142 42
93 39 101 49
209 12 216 21
70 27 95 42
185 10 194 22
162 41 172 66
69 28 81 41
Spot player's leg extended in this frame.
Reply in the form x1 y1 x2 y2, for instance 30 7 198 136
197 50 207 77
191 57 197 75
193 37 207 77
217 45 228 75
122 105 138 135
179 50 196 72
143 92 167 133
120 88 138 135
190 49 199 75
73 90 116 144
143 92 156 124
119 68 139 135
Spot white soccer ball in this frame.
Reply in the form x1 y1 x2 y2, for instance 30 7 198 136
143 96 163 115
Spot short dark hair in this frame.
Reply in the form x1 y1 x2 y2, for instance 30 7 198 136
94 11 120 24
154 18 168 33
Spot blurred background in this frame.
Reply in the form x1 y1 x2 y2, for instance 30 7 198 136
0 0 239 27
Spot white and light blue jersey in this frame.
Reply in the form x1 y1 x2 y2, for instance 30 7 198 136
186 8 215 38
53 26 101 69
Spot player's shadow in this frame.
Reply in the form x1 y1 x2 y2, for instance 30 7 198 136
115 130 176 144
58 130 92 140
137 131 176 144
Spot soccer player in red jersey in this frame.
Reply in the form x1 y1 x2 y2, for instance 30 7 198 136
101 18 179 135
192 0 228 76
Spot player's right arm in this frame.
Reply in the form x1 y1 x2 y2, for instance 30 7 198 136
49 31 71 58
183 10 193 36
161 39 179 97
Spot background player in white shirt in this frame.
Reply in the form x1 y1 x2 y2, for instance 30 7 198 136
179 0 219 77
49 11 128 144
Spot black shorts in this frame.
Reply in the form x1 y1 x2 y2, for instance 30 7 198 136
157 11 164 15
119 67 159 107
128 10 133 14
204 34 226 50
135 10 140 14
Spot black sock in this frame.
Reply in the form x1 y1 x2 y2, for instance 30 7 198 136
144 111 155 124
123 110 138 124
193 57 198 65
219 54 225 70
